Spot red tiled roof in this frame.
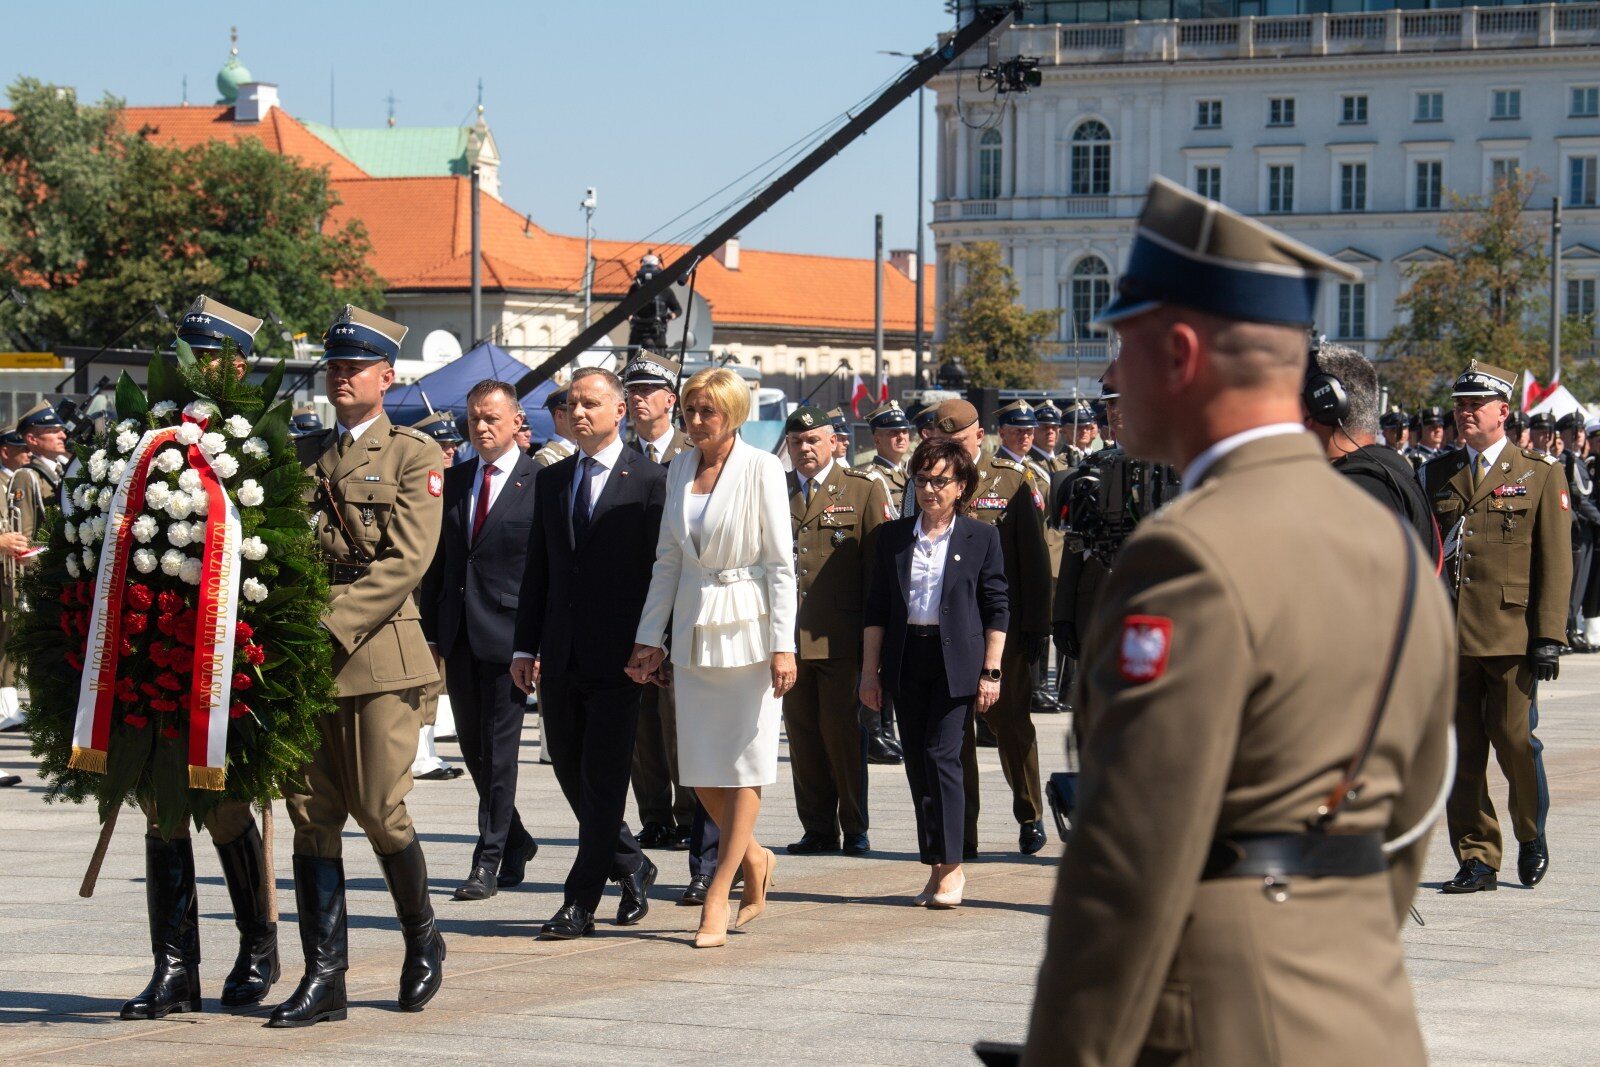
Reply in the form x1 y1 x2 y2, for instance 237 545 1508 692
119 105 368 179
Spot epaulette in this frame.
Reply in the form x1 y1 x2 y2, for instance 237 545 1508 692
989 455 1024 472
842 466 874 481
392 424 433 444
1527 448 1559 465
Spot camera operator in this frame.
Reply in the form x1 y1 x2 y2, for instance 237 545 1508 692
625 252 682 355
1301 343 1440 568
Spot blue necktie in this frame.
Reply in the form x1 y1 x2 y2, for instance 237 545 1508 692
572 457 597 542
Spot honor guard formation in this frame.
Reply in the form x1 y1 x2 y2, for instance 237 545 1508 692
4 174 1592 1063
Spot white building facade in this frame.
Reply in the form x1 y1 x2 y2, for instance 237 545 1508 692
931 1 1600 393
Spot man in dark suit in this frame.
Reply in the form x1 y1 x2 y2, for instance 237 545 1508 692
420 381 541 901
511 367 668 939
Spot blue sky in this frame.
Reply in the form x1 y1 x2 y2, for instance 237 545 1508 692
1 0 950 262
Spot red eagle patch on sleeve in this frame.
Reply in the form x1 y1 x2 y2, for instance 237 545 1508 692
427 471 443 497
1118 615 1173 684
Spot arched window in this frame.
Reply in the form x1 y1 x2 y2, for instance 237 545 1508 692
1068 256 1111 338
1070 121 1112 196
977 129 1003 200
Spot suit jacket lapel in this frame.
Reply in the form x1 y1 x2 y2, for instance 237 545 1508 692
939 521 971 604
314 429 341 481
896 521 915 602
586 447 632 531
455 458 478 535
475 453 536 545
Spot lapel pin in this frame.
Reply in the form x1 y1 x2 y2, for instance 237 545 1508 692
620 470 629 477
514 481 523 489
953 553 961 562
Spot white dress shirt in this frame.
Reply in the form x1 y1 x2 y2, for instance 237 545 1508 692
336 412 383 443
1181 423 1307 494
1465 436 1509 481
641 427 677 462
907 514 955 626
798 459 835 504
571 435 626 519
467 446 520 520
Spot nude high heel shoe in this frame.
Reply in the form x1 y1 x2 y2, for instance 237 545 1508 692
735 848 777 929
929 872 966 910
694 896 730 949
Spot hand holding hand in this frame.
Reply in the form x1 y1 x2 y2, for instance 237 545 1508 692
770 651 797 698
627 644 666 685
976 677 1000 714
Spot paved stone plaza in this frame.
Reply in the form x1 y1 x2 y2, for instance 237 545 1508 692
1 657 1596 1065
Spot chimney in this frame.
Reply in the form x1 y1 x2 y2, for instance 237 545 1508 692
714 235 741 271
234 82 278 123
889 249 918 281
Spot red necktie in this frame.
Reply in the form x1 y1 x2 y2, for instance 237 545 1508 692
471 463 499 543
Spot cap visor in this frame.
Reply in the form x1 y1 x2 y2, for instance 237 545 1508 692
1092 295 1158 326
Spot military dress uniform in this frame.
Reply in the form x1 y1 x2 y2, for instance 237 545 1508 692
1022 176 1454 1067
862 400 911 515
1420 361 1570 894
10 402 64 545
1000 400 1063 717
410 411 466 782
783 406 892 855
1404 406 1449 471
272 305 446 1028
113 299 282 1021
0 424 28 731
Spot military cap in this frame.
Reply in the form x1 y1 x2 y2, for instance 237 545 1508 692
1099 369 1120 402
544 387 569 412
932 398 979 434
826 407 849 433
1556 411 1586 434
414 410 464 445
1379 408 1410 430
1417 405 1447 427
175 295 263 356
17 401 62 432
911 405 938 432
1095 177 1360 328
1529 412 1556 431
1506 411 1529 433
784 405 831 435
1450 359 1515 401
289 403 324 437
323 304 407 364
1062 399 1094 424
996 399 1038 428
1587 417 1600 437
622 351 681 388
0 423 24 448
868 399 911 431
1033 400 1064 427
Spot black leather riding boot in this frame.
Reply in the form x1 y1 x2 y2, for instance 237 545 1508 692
214 820 281 1007
265 855 348 1027
120 835 202 1020
376 839 446 1012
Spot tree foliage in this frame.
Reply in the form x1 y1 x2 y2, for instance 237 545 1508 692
0 77 384 353
1381 173 1595 406
940 242 1057 389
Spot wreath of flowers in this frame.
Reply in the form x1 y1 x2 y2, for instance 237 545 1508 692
15 343 335 836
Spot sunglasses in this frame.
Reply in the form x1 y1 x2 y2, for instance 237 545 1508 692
912 475 956 491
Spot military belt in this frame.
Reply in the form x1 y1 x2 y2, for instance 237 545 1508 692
327 561 368 585
1201 832 1386 880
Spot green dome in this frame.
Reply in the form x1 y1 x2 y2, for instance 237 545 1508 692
217 54 252 103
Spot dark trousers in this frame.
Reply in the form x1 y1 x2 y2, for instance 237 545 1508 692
631 683 695 829
895 632 971 866
961 639 1044 843
1449 654 1550 870
541 670 646 912
1570 536 1593 632
687 798 722 878
782 656 869 839
445 646 530 874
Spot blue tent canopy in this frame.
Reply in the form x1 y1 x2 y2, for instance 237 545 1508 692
386 342 558 442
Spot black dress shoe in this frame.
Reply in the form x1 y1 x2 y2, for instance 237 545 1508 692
786 832 841 855
865 732 903 765
1019 821 1048 856
843 833 871 856
415 765 463 781
616 856 658 926
453 865 496 901
1441 858 1498 894
666 825 693 851
635 822 673 850
1518 837 1549 887
538 903 595 940
679 874 711 906
496 834 538 889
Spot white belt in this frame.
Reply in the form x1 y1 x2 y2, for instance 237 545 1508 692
712 565 765 585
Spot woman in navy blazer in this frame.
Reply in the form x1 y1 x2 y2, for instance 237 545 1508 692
861 440 1008 908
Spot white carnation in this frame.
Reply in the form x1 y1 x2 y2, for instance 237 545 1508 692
182 400 218 422
132 548 158 574
72 485 92 509
190 488 209 516
225 414 252 439
178 469 203 493
175 423 202 446
145 482 172 508
199 431 227 457
77 520 96 545
115 430 140 455
159 549 185 576
150 401 177 419
210 453 239 479
63 521 78 543
87 450 108 483
164 492 194 521
132 515 159 544
64 554 80 578
81 547 96 571
179 558 202 586
116 419 138 435
166 521 194 548
241 437 269 459
154 448 184 474
90 515 106 541
241 577 268 603
240 535 268 561
96 487 113 512
237 480 265 508
109 459 127 483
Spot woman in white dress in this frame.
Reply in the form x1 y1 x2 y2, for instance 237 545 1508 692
628 368 797 949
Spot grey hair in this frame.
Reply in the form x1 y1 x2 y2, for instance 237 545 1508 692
570 366 625 401
1314 343 1379 438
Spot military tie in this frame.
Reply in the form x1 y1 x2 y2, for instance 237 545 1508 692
338 430 355 457
803 477 815 506
1472 452 1489 490
647 442 659 463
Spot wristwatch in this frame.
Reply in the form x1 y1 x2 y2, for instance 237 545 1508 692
981 667 1002 681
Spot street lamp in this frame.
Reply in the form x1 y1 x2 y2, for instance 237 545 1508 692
581 187 597 328
466 106 487 347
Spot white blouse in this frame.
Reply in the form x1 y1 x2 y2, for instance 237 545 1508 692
907 514 954 625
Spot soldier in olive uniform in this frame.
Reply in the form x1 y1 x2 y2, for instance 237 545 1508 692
621 353 695 848
409 411 466 782
0 424 30 731
1022 177 1453 1067
827 407 854 466
1029 401 1072 475
270 305 446 1028
996 401 1062 716
533 387 576 469
782 406 892 855
117 298 282 1021
925 399 1051 856
1421 360 1570 894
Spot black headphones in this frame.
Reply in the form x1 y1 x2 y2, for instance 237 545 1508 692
1303 333 1350 427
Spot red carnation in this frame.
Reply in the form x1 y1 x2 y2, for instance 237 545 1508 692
172 610 197 645
115 678 138 703
123 713 149 729
156 613 175 637
140 681 162 699
120 637 136 657
232 672 253 692
169 645 194 672
157 591 183 614
229 701 250 720
160 725 180 740
243 643 266 666
64 650 83 671
59 613 73 637
60 585 76 607
78 581 95 602
235 621 254 643
150 698 179 714
155 671 183 692
123 612 149 635
148 644 169 668
127 584 154 611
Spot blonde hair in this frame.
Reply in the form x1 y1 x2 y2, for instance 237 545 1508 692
680 367 750 429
